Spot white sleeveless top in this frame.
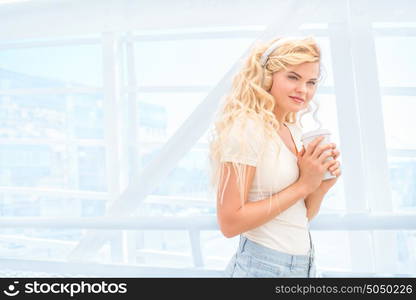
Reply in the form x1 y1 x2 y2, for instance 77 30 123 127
220 118 310 255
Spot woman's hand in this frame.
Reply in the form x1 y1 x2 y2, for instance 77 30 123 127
328 147 341 177
316 146 342 192
296 136 338 195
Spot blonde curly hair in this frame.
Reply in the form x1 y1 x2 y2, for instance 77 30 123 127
209 36 322 209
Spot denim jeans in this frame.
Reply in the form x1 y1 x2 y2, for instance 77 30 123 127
224 234 316 278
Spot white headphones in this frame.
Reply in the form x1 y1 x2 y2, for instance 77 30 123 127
259 37 299 67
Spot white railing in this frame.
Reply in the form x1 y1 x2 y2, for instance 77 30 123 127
1 213 416 230
0 213 415 276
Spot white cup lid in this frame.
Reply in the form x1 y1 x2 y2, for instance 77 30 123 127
301 129 331 141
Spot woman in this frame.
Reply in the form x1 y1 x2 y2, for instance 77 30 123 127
209 36 341 277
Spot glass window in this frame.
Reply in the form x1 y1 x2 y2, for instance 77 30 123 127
315 37 334 87
0 94 103 139
0 44 102 89
388 157 416 210
134 38 255 87
382 96 416 210
375 37 416 87
136 92 207 140
382 96 416 150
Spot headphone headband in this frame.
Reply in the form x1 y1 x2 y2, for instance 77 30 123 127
259 37 299 67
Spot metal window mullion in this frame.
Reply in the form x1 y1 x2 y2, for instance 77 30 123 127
124 33 141 191
0 138 105 146
102 32 122 263
122 32 142 264
64 90 79 191
2 26 414 51
388 149 416 157
328 15 374 273
127 28 329 42
1 213 416 230
189 229 203 267
349 0 396 274
381 87 416 96
122 85 335 94
350 11 392 213
0 38 101 50
102 32 121 199
0 87 102 96
117 33 131 264
0 186 108 200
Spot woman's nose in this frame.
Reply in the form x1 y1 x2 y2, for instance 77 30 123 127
296 83 307 94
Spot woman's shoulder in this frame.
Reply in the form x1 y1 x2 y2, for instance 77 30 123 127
225 115 268 149
230 115 266 134
220 115 267 165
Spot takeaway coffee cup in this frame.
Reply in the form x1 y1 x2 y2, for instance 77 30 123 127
301 129 336 181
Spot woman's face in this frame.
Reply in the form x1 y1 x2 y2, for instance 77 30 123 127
269 62 320 116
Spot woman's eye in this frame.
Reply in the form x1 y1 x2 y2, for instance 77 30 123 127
288 76 316 85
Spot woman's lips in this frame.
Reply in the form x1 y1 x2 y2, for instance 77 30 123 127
289 96 304 103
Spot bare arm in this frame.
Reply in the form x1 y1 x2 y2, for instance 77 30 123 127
217 136 337 238
305 188 327 221
216 162 309 238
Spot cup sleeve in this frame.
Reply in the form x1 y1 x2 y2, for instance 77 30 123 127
220 119 264 167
